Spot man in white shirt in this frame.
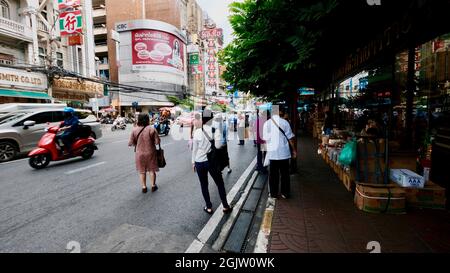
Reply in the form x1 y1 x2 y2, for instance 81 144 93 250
263 105 297 199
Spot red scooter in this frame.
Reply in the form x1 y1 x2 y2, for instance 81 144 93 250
28 123 98 169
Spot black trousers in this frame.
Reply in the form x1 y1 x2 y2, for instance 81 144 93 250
269 159 290 197
195 161 230 209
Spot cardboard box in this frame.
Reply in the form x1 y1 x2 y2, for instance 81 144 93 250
390 169 425 188
403 181 446 209
354 183 406 214
355 139 387 184
342 171 354 192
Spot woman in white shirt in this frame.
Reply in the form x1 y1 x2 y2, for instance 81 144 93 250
192 113 233 215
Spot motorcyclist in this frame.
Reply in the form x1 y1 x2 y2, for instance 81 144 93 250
57 107 79 155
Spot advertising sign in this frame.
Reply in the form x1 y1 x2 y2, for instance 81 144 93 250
59 10 82 36
58 0 81 10
68 34 83 45
200 28 223 40
0 66 47 90
189 53 199 65
132 29 185 72
204 38 219 94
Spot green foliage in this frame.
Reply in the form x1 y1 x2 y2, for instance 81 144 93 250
219 0 338 100
167 95 194 111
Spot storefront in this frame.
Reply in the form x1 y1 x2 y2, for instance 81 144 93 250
0 66 50 103
51 77 104 108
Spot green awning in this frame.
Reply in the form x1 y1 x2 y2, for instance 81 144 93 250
0 89 51 100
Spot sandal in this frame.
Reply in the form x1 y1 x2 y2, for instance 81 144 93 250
223 207 233 214
203 207 213 215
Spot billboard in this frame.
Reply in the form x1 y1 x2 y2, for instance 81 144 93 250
131 29 185 72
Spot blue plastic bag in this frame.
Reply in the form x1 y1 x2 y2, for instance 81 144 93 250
338 139 357 166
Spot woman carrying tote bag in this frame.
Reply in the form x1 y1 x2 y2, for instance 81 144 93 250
128 113 161 193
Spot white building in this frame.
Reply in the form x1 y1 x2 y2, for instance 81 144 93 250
0 0 101 104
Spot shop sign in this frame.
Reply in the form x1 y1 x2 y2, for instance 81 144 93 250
200 28 223 40
68 34 83 45
189 53 199 65
53 78 103 95
59 10 83 36
58 0 81 10
131 29 185 72
52 91 87 102
204 38 219 94
0 67 47 90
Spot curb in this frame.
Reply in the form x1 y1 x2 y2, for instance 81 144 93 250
253 196 276 253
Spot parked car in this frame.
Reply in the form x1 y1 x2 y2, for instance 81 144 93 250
0 108 102 162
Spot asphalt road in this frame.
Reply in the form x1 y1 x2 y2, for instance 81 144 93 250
0 125 256 253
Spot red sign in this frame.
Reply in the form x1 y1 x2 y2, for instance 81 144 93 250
68 34 83 45
132 29 185 72
200 28 223 40
59 10 82 36
58 0 81 10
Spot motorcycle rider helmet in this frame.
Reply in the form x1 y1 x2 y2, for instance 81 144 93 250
63 107 75 118
64 107 75 113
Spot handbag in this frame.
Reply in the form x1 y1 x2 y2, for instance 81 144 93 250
156 144 166 168
202 128 221 172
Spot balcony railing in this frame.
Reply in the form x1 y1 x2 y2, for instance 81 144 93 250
94 26 107 36
0 17 33 41
95 44 108 53
93 8 106 18
37 19 49 33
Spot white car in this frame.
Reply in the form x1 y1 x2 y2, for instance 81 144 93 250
0 108 102 162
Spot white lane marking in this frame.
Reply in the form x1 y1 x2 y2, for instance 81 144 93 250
64 161 106 175
110 140 128 144
0 158 28 166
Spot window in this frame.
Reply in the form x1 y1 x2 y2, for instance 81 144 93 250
15 112 53 126
38 47 46 65
74 111 90 120
56 52 63 67
1 0 10 19
0 53 14 65
52 111 64 123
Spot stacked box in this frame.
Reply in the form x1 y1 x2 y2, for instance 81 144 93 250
390 169 425 188
403 181 446 209
354 183 406 214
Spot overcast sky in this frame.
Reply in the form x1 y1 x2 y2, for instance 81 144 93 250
196 0 240 46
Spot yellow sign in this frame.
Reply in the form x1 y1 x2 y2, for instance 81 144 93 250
53 78 103 95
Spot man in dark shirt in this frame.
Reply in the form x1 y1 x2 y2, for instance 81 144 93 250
58 107 79 155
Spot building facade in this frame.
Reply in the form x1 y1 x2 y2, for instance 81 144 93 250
0 0 102 106
105 0 191 114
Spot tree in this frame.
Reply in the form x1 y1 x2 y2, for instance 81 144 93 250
219 0 337 100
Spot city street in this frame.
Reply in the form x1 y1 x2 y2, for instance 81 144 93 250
0 125 257 253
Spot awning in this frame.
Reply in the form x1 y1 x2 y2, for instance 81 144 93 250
0 89 51 100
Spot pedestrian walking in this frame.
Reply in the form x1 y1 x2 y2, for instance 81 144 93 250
263 106 297 199
237 114 245 145
128 113 161 193
254 109 269 173
192 109 233 215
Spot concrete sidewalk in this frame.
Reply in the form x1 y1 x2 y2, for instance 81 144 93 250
266 134 450 253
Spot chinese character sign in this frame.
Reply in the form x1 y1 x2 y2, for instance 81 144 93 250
204 38 219 94
59 10 82 36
